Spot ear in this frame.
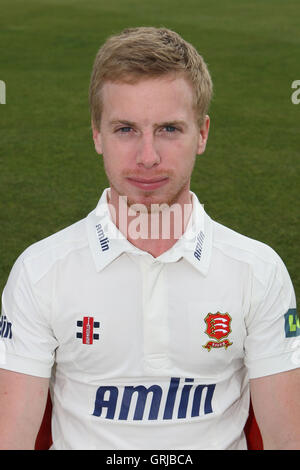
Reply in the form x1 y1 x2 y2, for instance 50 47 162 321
196 115 210 155
92 121 103 155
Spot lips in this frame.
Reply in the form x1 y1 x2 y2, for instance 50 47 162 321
127 176 169 190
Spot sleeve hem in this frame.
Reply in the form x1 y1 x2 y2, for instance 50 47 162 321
0 351 53 378
245 349 300 379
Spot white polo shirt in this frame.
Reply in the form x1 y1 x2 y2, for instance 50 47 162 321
1 188 299 450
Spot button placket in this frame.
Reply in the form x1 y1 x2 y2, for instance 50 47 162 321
140 257 170 372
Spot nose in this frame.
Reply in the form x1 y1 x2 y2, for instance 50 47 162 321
136 132 160 169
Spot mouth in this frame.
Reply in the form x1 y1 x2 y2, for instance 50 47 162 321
126 177 169 191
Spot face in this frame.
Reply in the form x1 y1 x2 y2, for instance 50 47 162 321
92 74 210 211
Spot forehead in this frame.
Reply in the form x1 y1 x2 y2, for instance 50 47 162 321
100 75 196 123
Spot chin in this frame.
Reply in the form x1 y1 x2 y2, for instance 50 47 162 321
110 179 189 212
127 193 180 214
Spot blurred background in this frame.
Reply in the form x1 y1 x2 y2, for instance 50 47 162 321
0 0 299 299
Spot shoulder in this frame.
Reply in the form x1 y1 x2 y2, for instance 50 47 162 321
212 219 278 263
210 218 287 287
9 217 89 286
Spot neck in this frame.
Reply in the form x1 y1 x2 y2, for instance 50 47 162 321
107 189 193 258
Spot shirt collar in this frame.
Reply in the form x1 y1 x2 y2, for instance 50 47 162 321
86 188 212 275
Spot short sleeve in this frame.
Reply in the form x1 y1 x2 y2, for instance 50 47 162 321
0 253 58 378
244 249 299 379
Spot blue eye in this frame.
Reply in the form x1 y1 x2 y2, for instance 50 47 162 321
164 126 177 132
116 126 132 134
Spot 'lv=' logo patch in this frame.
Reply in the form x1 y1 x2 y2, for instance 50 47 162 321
284 309 300 337
76 316 100 344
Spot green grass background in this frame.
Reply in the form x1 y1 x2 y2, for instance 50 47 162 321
1 0 299 301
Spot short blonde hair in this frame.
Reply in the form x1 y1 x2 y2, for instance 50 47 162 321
89 26 213 129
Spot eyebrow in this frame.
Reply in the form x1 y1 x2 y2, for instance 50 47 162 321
108 119 188 129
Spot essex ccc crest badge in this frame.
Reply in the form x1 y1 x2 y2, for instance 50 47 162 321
203 312 233 351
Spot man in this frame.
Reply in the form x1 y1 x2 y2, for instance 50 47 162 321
0 27 299 450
